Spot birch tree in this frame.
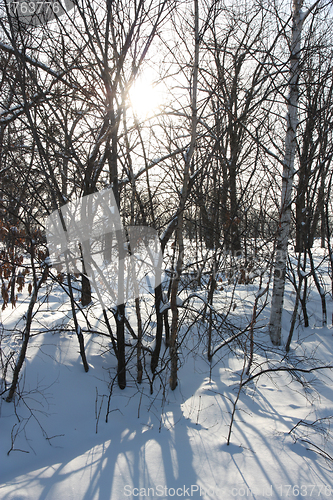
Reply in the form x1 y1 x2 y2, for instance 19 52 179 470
269 0 323 345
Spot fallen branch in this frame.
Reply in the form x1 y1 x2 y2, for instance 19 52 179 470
242 365 333 387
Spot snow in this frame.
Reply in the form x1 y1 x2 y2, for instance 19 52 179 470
43 256 52 267
299 9 306 22
160 301 170 313
1 246 333 500
176 296 183 306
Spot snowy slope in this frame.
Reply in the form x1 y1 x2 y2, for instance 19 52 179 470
1 252 333 500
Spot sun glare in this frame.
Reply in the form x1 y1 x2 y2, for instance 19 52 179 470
128 78 162 118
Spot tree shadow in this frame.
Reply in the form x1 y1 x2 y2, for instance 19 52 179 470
1 324 333 500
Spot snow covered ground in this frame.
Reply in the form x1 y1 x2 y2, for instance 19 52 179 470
1 246 333 500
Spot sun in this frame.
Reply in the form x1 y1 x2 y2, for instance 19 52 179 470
128 77 162 119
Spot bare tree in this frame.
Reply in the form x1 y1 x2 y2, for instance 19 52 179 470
269 0 324 346
1 0 176 391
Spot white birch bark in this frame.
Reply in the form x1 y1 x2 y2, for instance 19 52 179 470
269 0 304 345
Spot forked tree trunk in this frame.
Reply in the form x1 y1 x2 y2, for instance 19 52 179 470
269 0 304 345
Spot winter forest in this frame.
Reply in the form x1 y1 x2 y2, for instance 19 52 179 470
1 0 333 498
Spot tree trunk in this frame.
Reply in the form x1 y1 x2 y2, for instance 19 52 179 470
169 0 199 390
115 228 126 389
67 268 89 372
6 265 49 402
269 0 304 345
115 302 126 389
81 273 92 306
151 282 163 373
